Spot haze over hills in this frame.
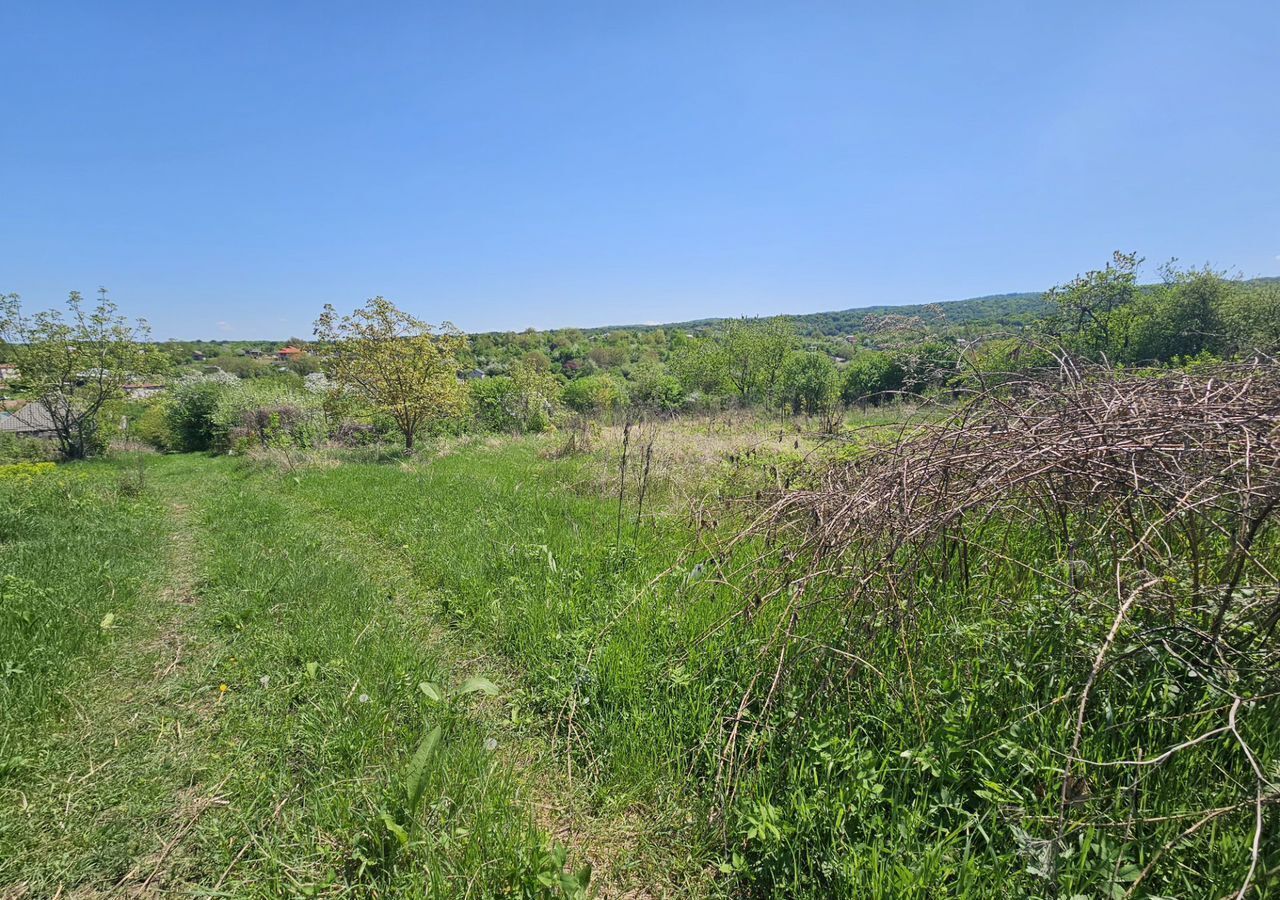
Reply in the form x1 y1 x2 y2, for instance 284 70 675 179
580 291 1052 339
61 277 1273 348
576 276 1280 340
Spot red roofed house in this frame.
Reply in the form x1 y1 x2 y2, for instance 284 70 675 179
276 347 304 361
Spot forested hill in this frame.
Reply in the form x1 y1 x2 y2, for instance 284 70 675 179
585 276 1280 340
586 290 1053 338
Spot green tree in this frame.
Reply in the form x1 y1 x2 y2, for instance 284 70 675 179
0 289 152 459
778 351 840 415
521 349 552 373
509 359 561 432
562 374 626 414
1045 251 1142 355
313 297 468 450
167 374 235 452
470 376 521 431
1220 279 1280 354
721 317 795 402
1114 263 1227 362
670 337 729 396
629 363 685 411
841 351 905 405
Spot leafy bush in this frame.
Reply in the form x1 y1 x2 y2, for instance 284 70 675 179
213 381 325 453
471 377 522 432
131 400 174 450
561 374 626 415
841 351 904 405
470 366 562 433
0 432 58 463
628 364 684 411
232 404 326 452
167 374 236 451
778 352 840 415
165 373 325 453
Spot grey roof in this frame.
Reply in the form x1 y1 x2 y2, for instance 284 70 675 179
0 402 59 434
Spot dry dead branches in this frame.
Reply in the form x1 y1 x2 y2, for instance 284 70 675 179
730 361 1280 892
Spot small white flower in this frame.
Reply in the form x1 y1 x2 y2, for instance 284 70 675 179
358 693 370 704
484 738 498 752
259 675 270 689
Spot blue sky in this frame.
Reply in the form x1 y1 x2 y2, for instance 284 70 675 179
2 1 1277 339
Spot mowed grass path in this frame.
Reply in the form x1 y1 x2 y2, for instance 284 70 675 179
1 453 713 898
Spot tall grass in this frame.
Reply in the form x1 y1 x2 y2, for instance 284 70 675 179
0 460 166 744
263 427 1278 898
4 407 1275 897
155 455 587 897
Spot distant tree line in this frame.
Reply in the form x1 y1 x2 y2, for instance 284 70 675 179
5 258 1277 458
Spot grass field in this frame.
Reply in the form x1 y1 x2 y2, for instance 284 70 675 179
1 421 1277 898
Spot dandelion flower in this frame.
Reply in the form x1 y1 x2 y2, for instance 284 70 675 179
259 675 270 689
358 693 370 704
484 738 498 752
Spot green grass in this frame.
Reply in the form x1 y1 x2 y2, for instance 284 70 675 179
0 460 166 752
0 456 593 897
1 438 1277 898
252 440 1280 898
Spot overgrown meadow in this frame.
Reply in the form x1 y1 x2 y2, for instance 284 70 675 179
2 265 1278 897
3 377 1275 897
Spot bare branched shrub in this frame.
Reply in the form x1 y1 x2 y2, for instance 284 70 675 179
729 361 1280 893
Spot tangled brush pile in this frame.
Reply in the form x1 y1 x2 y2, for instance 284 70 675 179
730 361 1280 895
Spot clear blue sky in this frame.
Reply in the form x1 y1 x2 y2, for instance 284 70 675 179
2 1 1277 340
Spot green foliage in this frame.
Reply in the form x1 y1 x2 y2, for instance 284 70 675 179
130 399 174 451
968 337 1056 378
668 317 797 405
778 351 840 415
627 363 684 411
841 351 905 404
721 317 796 402
561 374 626 414
509 361 561 432
0 433 58 463
1040 254 1278 365
471 376 522 432
670 337 729 396
314 297 469 450
469 365 564 433
165 374 324 453
0 289 153 459
214 380 326 452
1045 251 1143 353
166 375 229 452
1220 279 1280 353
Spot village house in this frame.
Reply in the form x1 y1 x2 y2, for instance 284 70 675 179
0 363 20 383
122 383 166 400
276 346 304 362
0 401 61 440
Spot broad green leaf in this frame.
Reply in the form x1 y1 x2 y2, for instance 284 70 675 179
404 724 442 813
455 676 499 698
99 612 115 629
381 810 409 848
306 661 318 680
418 681 443 703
